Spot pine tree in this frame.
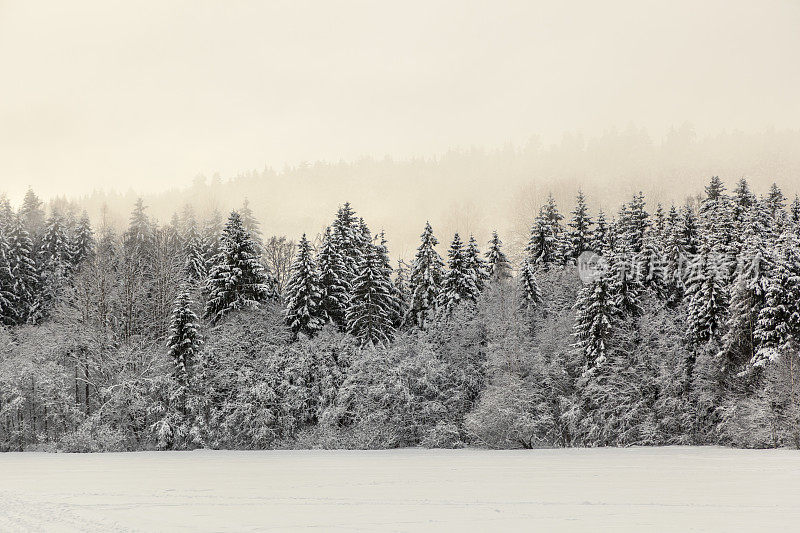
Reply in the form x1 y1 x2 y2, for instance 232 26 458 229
204 211 276 324
485 231 512 282
346 243 396 345
284 234 324 337
518 259 543 310
317 227 350 328
438 233 479 315
686 243 728 344
568 190 594 258
464 234 489 292
574 273 617 368
406 222 444 329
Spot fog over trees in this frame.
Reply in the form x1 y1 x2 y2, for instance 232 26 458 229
54 127 800 260
1 174 800 451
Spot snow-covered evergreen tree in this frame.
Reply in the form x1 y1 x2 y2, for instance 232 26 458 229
69 211 95 268
485 231 512 282
592 209 610 253
752 232 800 367
346 243 396 345
464 234 489 292
720 228 773 372
686 243 728 344
204 211 276 324
518 259 543 310
184 225 208 284
438 233 479 315
168 287 202 387
284 234 324 337
332 202 360 284
239 198 264 255
317 226 350 328
574 273 617 368
6 214 39 324
568 190 594 258
406 222 444 329
0 231 14 325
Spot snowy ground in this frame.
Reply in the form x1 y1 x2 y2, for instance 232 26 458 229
1 447 799 532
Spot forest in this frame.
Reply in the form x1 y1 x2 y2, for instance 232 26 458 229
0 175 799 451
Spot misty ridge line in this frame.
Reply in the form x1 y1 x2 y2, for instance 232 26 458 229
8 126 800 259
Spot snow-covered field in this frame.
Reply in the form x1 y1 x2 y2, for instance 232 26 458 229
1 447 798 532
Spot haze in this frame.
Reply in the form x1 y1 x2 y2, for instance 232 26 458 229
2 0 800 204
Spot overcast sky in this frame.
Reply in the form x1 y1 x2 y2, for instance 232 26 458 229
1 0 799 202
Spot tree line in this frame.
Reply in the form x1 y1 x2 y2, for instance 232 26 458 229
0 176 799 450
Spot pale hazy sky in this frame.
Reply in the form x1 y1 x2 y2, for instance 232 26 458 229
1 0 799 202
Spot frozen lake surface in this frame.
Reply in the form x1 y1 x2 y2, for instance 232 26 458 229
1 447 799 532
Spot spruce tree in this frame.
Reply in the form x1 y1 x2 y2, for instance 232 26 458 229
485 231 512 282
6 214 39 323
184 225 208 284
790 195 800 226
239 198 264 254
346 243 396 345
518 259 543 310
19 188 45 240
0 231 14 325
720 228 773 372
284 234 324 337
69 211 95 268
574 273 617 368
204 211 275 324
752 232 800 367
527 207 560 268
332 203 360 284
464 234 489 292
317 226 349 328
168 287 202 388
568 190 594 258
406 222 444 329
686 243 728 344
592 209 610 253
0 194 13 234
766 183 786 222
123 198 154 262
636 229 666 296
438 233 479 315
